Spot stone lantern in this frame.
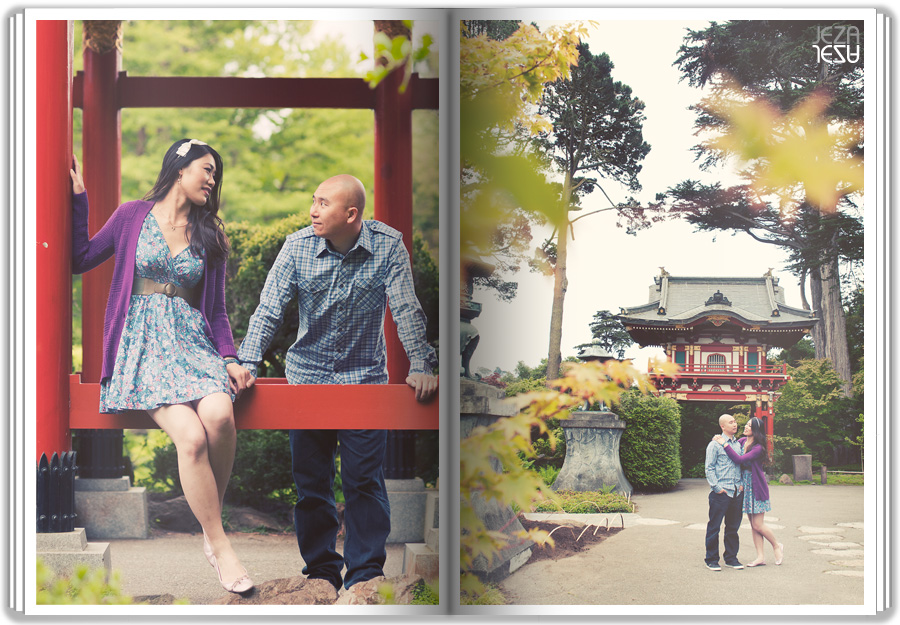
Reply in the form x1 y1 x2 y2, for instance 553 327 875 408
552 340 633 496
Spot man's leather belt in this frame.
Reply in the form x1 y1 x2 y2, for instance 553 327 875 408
132 277 197 307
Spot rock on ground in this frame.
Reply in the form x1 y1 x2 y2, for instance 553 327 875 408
213 576 338 605
211 574 423 606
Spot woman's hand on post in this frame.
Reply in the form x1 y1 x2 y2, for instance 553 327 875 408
70 154 85 194
226 362 255 399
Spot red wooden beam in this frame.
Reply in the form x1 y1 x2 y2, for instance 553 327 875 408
69 375 438 430
71 74 439 111
36 20 74 460
80 41 122 383
374 65 413 384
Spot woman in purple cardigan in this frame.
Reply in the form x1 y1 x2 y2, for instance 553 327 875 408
70 139 255 594
713 417 785 567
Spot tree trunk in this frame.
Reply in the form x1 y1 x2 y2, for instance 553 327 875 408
809 269 826 359
546 222 568 381
546 175 574 381
818 253 853 395
807 240 852 395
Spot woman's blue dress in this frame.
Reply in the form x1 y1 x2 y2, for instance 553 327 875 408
742 469 772 514
99 214 232 413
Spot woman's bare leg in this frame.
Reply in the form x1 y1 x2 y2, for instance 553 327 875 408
749 512 782 561
148 401 246 586
193 393 236 510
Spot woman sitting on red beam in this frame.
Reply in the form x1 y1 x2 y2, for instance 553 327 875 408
70 139 255 595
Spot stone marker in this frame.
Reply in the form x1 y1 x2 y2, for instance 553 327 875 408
792 454 813 481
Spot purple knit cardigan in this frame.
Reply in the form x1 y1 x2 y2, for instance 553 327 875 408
722 437 770 502
71 191 237 381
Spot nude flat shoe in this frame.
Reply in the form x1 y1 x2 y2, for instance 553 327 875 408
746 560 766 567
775 543 785 566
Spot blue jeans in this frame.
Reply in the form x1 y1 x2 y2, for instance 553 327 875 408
705 489 743 565
289 429 391 590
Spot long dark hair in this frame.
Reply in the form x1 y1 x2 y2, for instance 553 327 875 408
143 139 230 265
746 417 769 462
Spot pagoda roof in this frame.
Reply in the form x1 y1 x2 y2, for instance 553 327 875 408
616 270 817 347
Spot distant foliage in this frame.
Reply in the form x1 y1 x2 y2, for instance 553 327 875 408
772 359 859 465
616 390 682 491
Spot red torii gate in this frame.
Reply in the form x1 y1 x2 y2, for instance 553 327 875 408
35 20 439 460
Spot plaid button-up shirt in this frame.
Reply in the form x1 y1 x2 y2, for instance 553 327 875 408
705 435 743 497
237 220 436 385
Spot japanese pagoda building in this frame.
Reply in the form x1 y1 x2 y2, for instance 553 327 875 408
617 268 817 455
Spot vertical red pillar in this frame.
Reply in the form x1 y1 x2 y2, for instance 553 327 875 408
81 31 122 382
35 20 74 460
373 37 413 384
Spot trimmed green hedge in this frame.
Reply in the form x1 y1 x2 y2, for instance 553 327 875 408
616 390 682 491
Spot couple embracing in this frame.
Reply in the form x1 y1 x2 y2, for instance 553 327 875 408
704 414 785 571
70 139 438 596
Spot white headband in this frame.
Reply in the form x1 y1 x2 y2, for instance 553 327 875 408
175 139 208 157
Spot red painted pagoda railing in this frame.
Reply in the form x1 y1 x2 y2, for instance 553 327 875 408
670 363 788 376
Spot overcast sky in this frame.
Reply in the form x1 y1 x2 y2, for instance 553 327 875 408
468 18 798 375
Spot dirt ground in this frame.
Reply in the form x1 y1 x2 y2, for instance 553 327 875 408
519 516 623 564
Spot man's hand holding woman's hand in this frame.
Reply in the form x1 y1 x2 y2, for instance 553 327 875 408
70 154 85 194
226 363 256 399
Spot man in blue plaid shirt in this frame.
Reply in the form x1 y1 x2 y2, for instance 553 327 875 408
238 174 437 592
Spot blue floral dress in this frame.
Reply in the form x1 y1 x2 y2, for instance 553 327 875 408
99 214 233 413
742 469 771 514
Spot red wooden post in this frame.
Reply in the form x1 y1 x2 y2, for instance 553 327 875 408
373 25 413 385
80 25 122 382
35 20 74 460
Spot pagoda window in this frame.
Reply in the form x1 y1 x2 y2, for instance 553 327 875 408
747 351 759 372
674 350 686 365
707 353 726 371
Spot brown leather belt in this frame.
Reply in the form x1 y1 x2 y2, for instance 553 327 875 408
132 277 197 307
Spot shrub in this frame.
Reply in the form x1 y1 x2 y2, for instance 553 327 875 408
616 389 682 491
770 434 808 474
411 579 440 605
37 559 137 605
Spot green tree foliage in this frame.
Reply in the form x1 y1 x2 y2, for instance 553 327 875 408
773 359 859 464
534 42 651 379
574 309 634 358
459 20 586 302
668 20 865 391
72 20 439 233
615 389 682 491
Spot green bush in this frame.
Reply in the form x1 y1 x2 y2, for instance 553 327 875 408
504 377 548 397
411 579 440 605
616 390 682 491
37 559 138 605
770 434 809 474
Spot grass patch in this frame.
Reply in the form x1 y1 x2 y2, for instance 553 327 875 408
530 489 633 514
825 473 864 485
460 585 506 605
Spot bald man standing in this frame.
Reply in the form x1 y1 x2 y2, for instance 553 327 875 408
238 174 438 592
704 414 744 571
